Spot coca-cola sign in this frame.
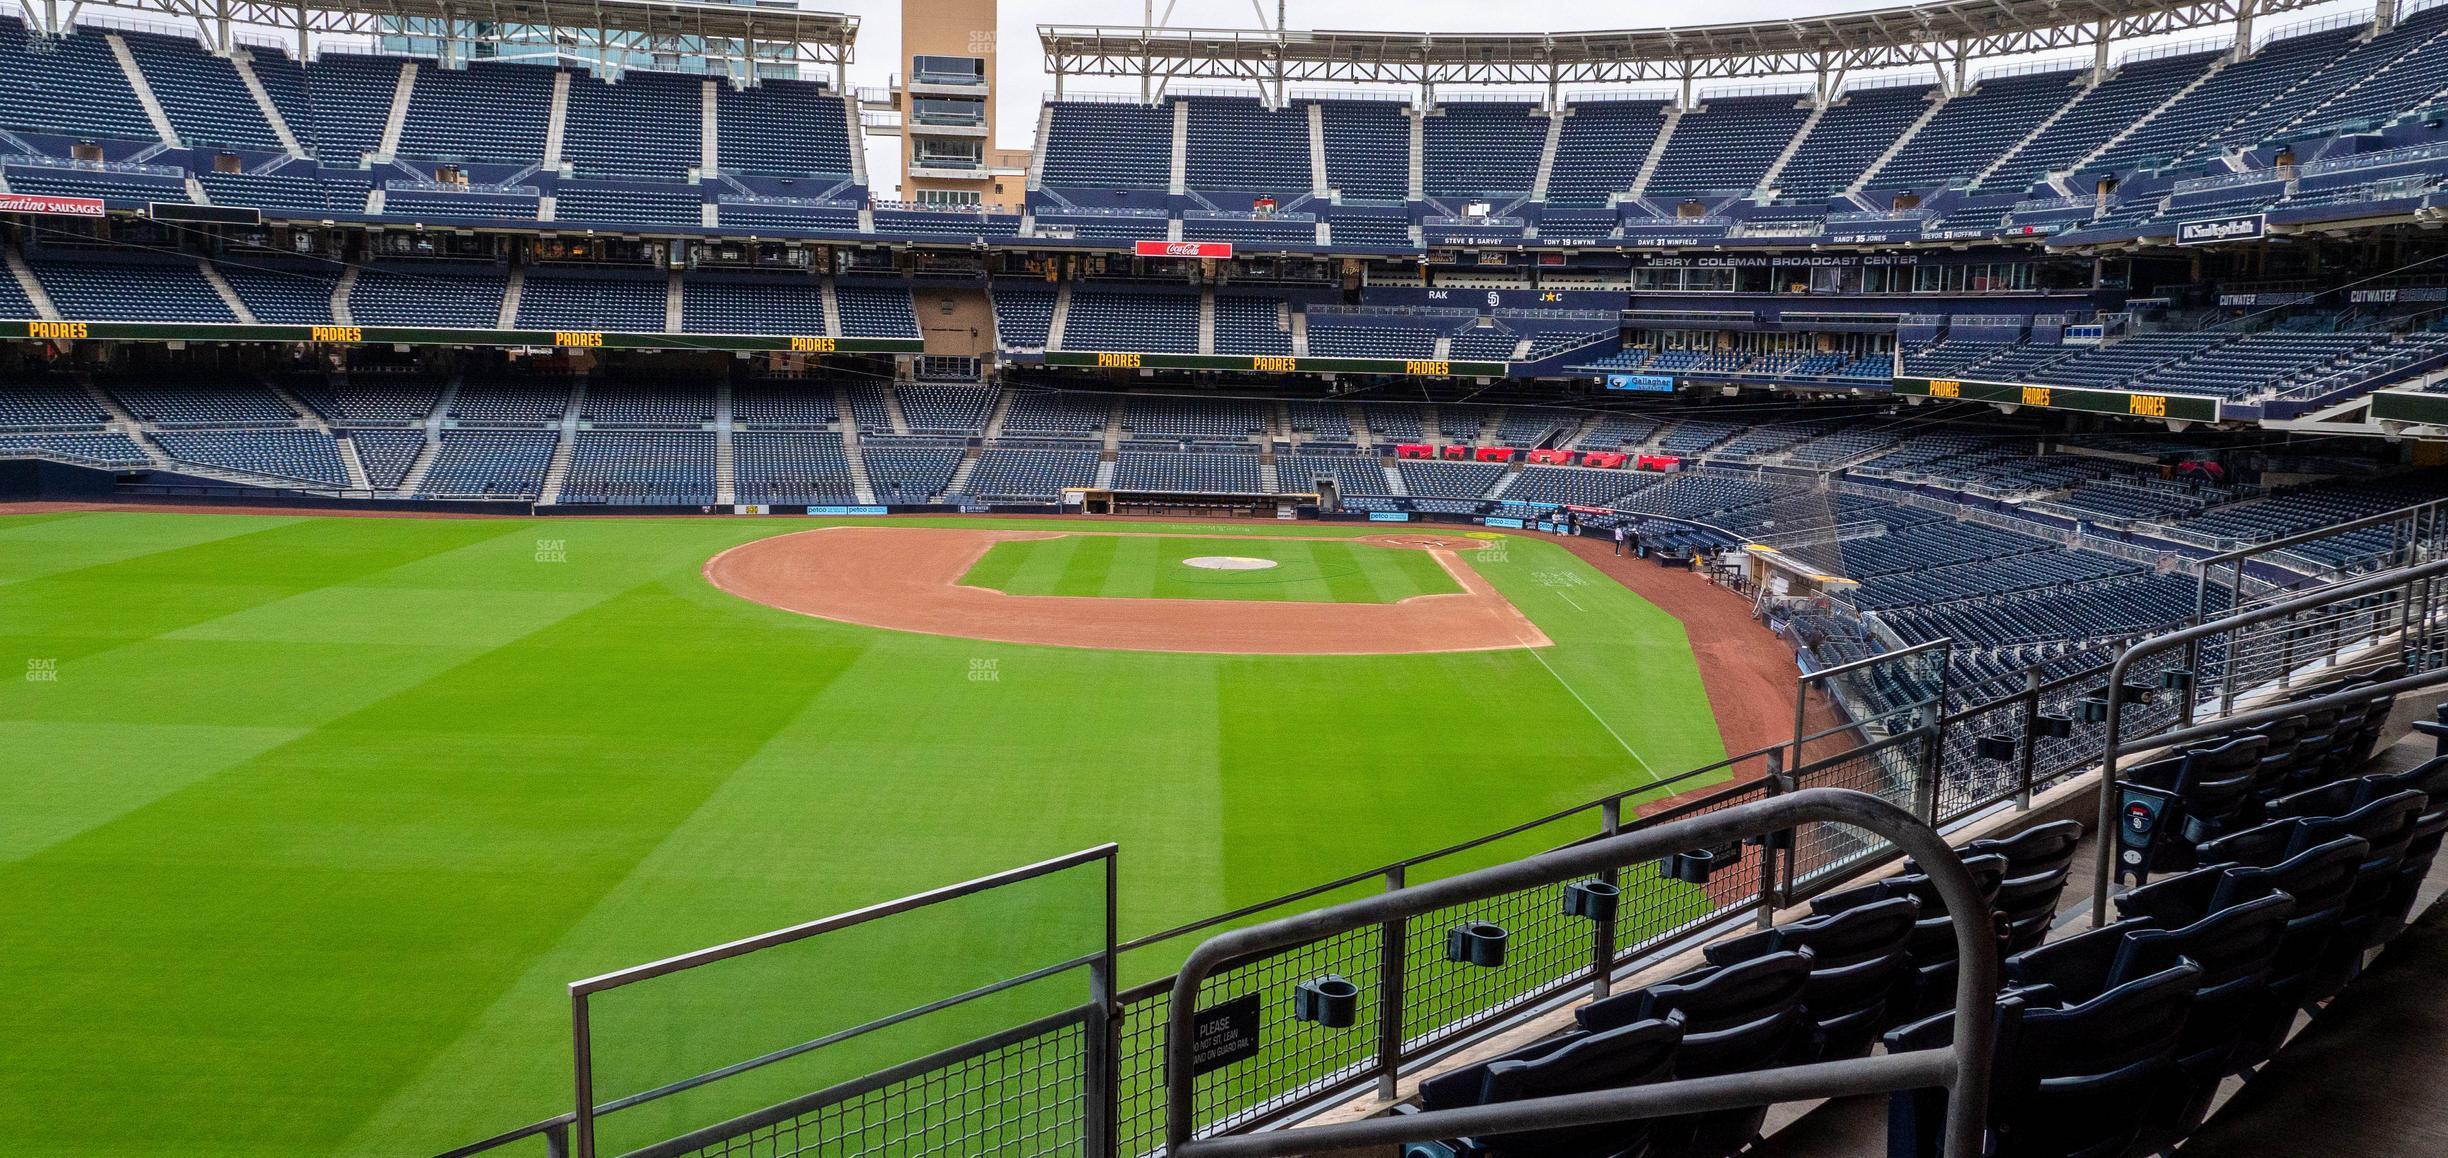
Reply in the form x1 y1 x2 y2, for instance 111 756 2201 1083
0 193 105 218
1133 240 1234 259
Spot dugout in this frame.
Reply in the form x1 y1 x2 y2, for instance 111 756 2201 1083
1738 543 1862 606
1065 488 1312 519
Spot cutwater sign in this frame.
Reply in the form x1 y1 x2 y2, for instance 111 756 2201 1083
2177 214 2265 246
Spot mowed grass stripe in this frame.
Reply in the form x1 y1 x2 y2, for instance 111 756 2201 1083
4 516 1731 1157
0 515 527 661
0 511 306 588
0 520 651 861
1007 531 1081 593
1096 534 1160 598
0 572 854 1156
350 641 1234 1154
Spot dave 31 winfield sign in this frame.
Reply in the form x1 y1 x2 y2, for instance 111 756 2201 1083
1134 240 1234 259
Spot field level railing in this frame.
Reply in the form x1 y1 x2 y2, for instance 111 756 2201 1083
1159 787 1999 1158
442 554 2448 1158
2092 555 2448 925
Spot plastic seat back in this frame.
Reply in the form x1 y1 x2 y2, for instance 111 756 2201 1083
1577 950 1807 1035
2116 864 2227 927
2196 817 2309 869
1634 949 1810 1034
2214 835 2368 916
2112 892 2293 990
1769 895 1918 969
1470 1017 1683 1157
2004 917 2155 1007
1962 819 2084 878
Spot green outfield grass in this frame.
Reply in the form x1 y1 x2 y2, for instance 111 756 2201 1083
958 533 1463 602
0 512 1729 1157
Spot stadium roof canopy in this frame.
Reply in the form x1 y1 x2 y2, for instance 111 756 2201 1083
35 0 858 69
1042 0 2355 92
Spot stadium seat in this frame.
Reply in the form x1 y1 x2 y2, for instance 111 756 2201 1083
1403 1017 1682 1158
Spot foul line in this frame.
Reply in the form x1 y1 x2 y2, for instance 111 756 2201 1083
1528 644 1660 781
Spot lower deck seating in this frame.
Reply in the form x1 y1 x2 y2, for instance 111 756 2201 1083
345 429 427 488
861 438 965 502
1111 449 1263 493
150 428 348 485
733 431 857 504
417 430 558 496
0 431 151 465
964 445 1101 500
558 430 715 504
1398 460 1505 499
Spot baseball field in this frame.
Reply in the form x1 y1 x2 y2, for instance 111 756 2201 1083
0 509 1732 1157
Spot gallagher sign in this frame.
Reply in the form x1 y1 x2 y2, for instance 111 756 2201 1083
1135 240 1234 259
2176 214 2265 246
0 193 105 218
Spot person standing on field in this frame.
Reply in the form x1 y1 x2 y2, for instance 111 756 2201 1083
1613 524 1628 556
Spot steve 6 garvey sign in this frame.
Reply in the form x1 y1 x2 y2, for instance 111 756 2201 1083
1134 240 1234 259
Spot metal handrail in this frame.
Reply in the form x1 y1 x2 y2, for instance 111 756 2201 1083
2196 497 2447 569
1116 747 1762 954
1159 788 1999 1158
565 844 1118 1158
2090 557 2448 925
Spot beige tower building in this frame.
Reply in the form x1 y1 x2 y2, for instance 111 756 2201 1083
873 0 1030 210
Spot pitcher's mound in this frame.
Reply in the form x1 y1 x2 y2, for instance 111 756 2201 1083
1183 556 1280 571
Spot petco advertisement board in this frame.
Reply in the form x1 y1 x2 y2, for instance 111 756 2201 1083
1135 240 1234 259
2177 214 2265 246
